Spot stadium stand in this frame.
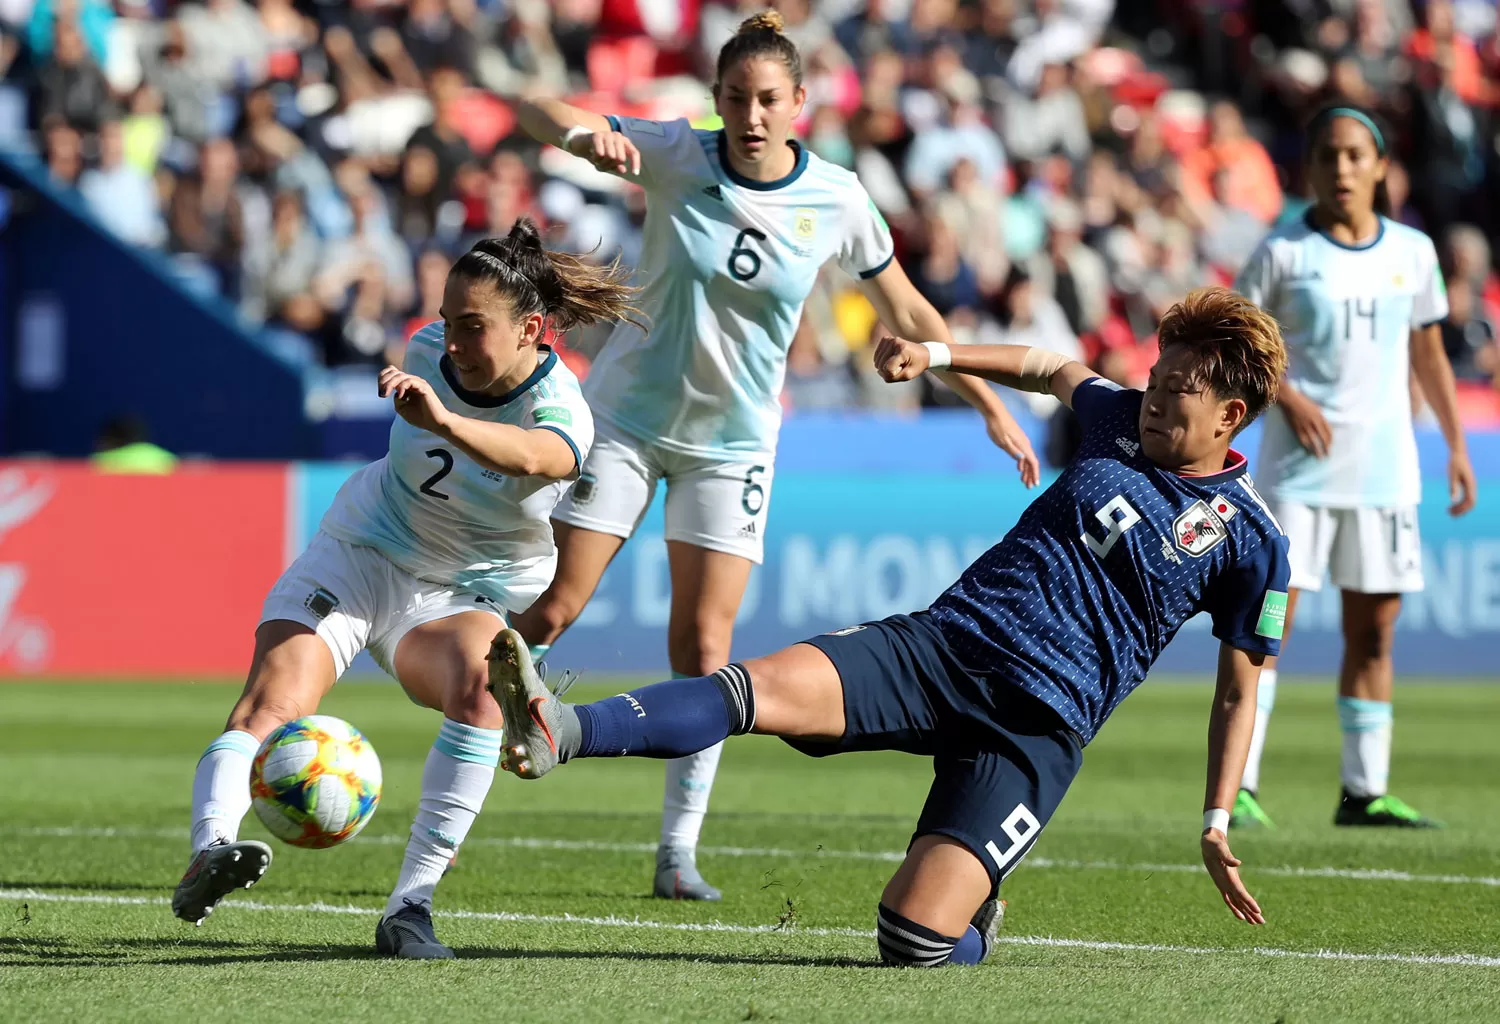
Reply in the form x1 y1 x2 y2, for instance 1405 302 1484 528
0 0 1497 455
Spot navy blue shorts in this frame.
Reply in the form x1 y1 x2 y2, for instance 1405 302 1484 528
797 612 1083 894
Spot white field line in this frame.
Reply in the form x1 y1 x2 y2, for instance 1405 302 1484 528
7 825 1500 889
2 887 1498 969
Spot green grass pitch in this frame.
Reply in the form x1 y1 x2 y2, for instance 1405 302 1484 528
1 678 1498 1023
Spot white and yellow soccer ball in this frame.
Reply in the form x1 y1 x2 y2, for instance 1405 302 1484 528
250 715 382 849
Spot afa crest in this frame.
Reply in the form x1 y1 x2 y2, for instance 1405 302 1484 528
794 207 817 240
1173 500 1229 557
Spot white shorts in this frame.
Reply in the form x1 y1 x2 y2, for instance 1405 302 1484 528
260 531 506 678
1271 500 1424 594
552 418 774 563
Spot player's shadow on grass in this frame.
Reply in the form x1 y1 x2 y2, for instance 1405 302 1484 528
1 935 872 969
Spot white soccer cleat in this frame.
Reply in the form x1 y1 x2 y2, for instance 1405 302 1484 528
171 839 272 926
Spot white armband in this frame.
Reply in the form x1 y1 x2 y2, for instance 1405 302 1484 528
922 341 952 370
1203 808 1231 834
561 125 593 152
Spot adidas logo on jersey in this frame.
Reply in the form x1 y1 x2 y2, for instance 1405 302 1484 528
702 185 724 201
1116 437 1140 457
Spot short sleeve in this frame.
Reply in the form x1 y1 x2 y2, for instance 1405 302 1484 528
605 116 704 193
1233 240 1277 310
1070 376 1138 433
528 396 594 480
836 186 896 280
1410 239 1449 328
1206 532 1292 656
404 322 444 372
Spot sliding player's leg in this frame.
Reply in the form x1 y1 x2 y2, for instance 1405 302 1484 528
174 624 338 925
655 540 755 901
876 731 1081 967
1329 508 1436 827
376 606 508 959
489 632 845 777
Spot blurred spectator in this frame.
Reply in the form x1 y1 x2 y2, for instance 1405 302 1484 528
980 264 1082 420
34 17 115 131
79 118 163 247
8 0 1497 429
43 117 82 187
243 189 323 334
178 0 269 91
144 20 217 145
168 138 246 292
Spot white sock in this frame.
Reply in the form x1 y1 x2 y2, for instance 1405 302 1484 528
1240 668 1277 794
661 741 723 850
189 730 260 852
1338 697 1392 799
384 720 499 918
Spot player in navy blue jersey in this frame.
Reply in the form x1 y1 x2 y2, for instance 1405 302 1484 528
488 287 1291 967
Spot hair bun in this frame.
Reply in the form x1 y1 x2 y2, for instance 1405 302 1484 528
737 10 784 34
505 216 544 251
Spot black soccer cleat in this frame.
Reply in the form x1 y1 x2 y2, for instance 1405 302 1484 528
171 838 272 925
1334 790 1443 828
375 899 455 959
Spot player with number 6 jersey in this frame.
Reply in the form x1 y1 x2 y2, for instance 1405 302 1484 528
508 10 1039 902
488 288 1292 967
172 220 639 959
1230 104 1477 832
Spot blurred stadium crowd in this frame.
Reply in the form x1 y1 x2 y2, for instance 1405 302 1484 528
2 0 1499 425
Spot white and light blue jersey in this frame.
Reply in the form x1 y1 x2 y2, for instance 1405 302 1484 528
583 117 895 460
1235 212 1447 507
320 324 595 611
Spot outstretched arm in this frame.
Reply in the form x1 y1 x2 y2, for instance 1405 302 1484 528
515 98 641 177
874 334 1095 407
1201 643 1266 925
858 264 1040 486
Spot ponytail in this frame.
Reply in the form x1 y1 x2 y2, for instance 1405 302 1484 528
450 218 645 333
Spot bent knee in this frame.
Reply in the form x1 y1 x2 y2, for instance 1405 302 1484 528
875 904 960 967
442 664 500 726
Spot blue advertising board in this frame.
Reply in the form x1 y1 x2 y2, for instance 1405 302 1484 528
294 414 1500 678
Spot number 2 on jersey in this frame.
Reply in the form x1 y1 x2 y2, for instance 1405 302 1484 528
1082 495 1141 558
419 448 454 500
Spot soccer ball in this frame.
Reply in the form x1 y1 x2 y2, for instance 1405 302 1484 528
250 715 382 849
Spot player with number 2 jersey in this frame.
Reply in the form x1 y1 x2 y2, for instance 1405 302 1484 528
489 288 1292 967
508 11 1039 902
172 222 636 959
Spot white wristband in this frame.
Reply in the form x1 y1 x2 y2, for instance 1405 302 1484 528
561 125 592 152
922 341 952 370
1203 808 1231 834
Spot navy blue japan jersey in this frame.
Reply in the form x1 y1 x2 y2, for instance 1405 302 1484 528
928 377 1292 742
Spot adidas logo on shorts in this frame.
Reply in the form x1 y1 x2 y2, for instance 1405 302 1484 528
738 521 757 538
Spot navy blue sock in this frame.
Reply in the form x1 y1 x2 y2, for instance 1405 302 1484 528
574 664 755 760
948 924 989 965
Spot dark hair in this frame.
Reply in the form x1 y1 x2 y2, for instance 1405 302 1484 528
449 218 643 332
1305 101 1392 216
1157 287 1289 435
714 11 803 91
